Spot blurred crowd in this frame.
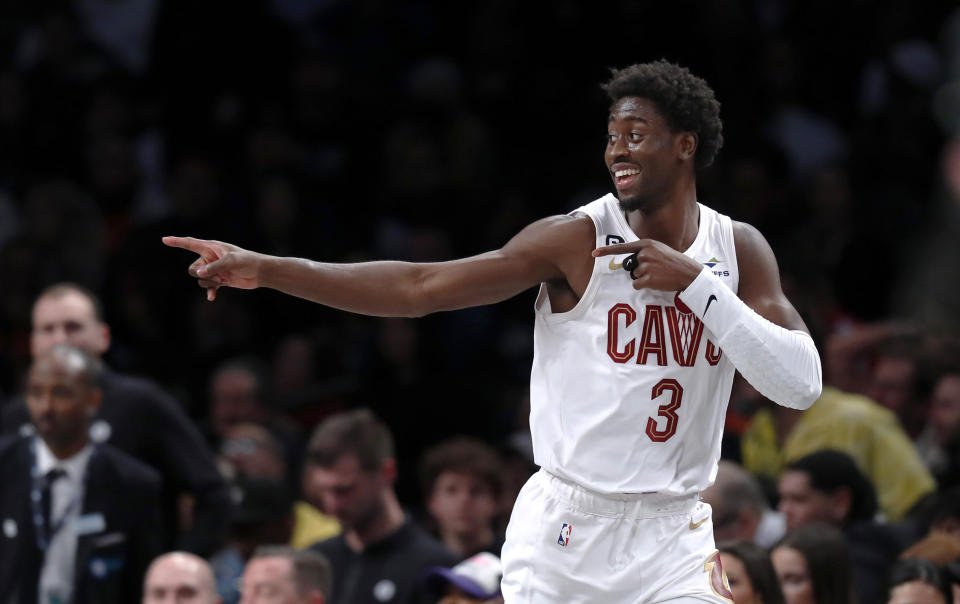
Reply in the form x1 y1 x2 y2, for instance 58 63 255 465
2 0 960 603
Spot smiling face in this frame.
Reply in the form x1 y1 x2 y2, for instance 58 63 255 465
604 96 696 214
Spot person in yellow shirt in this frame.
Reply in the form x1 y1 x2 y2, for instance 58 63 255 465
740 382 935 521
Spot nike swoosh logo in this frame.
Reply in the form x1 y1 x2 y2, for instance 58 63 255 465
689 516 709 530
703 294 718 316
609 258 624 270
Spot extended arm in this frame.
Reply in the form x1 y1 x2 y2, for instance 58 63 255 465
163 214 593 317
677 222 821 409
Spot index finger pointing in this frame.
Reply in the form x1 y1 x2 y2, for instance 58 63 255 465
592 239 649 258
162 236 212 254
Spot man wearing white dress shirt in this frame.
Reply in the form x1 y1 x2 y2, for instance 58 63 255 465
0 345 163 603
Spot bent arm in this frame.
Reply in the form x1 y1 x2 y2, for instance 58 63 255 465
679 221 822 409
215 215 585 317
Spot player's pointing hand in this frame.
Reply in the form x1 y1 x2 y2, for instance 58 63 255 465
592 238 703 292
162 236 264 301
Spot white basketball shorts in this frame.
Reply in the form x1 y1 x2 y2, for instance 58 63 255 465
500 470 733 604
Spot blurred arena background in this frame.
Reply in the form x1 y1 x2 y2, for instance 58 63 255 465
1 0 959 508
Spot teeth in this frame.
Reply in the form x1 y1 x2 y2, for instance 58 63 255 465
615 169 640 177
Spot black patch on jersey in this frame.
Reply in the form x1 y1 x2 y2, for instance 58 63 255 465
606 235 625 246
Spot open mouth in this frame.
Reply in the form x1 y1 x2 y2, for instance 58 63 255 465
614 168 641 188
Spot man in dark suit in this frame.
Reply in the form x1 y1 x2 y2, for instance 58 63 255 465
1 283 231 554
0 344 163 603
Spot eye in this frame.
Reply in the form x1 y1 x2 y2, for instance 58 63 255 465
629 132 643 142
606 133 618 144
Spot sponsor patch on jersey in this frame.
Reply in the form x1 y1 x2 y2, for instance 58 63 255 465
557 523 573 547
702 257 722 268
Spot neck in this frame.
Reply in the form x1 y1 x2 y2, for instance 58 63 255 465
440 526 495 559
623 181 699 251
344 492 405 551
47 436 89 461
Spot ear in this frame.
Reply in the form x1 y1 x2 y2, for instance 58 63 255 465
95 322 111 356
677 133 698 161
87 388 103 417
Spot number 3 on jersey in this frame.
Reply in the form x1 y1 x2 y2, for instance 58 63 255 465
646 378 682 442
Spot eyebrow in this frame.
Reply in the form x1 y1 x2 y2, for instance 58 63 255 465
608 114 649 124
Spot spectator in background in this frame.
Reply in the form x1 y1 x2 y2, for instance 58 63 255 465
885 558 952 604
210 478 296 604
305 409 456 604
739 376 935 522
717 540 785 604
214 421 339 550
0 345 163 603
771 523 855 604
423 552 503 604
867 342 932 441
240 546 331 604
143 551 222 604
778 450 906 604
899 486 960 567
823 324 933 441
915 368 960 489
702 460 786 548
419 437 504 559
207 357 303 478
0 283 231 554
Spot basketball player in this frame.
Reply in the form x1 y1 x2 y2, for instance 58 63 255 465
164 60 822 602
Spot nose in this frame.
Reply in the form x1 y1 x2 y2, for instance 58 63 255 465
607 136 629 163
31 391 52 414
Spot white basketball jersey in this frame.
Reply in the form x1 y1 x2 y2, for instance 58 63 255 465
529 194 739 495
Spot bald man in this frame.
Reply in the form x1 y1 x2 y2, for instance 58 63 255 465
143 552 222 604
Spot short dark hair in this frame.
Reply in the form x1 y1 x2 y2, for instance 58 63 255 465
785 450 877 525
601 59 723 170
250 545 332 597
419 436 503 500
306 408 394 472
36 283 105 323
717 540 785 604
774 523 854 604
887 558 952 603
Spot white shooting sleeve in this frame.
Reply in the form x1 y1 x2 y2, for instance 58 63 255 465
678 268 822 409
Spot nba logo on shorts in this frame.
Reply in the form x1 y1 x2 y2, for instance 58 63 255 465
557 523 573 547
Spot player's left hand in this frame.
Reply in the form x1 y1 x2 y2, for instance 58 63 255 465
593 239 703 291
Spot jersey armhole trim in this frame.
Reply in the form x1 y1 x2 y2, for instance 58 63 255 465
536 210 603 324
